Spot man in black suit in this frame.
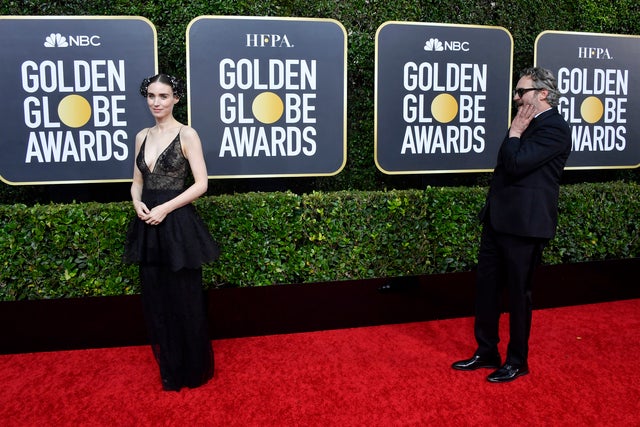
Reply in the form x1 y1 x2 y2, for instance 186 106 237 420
452 67 572 383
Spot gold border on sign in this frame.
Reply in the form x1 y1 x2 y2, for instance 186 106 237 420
186 15 348 179
374 21 514 175
0 15 158 186
535 30 640 170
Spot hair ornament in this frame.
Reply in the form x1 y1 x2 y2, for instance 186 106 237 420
139 73 186 99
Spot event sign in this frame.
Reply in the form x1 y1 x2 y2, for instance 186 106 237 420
536 31 640 169
375 22 513 174
187 16 347 178
0 16 157 185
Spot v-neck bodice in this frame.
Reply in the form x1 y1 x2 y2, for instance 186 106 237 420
136 131 189 191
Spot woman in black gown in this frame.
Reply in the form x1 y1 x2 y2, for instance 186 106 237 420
124 74 219 391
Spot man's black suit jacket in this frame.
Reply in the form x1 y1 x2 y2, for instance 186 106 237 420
480 108 572 239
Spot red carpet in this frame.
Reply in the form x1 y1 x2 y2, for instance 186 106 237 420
1 299 639 426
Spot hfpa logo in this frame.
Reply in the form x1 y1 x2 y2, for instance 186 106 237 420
577 46 613 60
245 33 293 48
423 37 470 52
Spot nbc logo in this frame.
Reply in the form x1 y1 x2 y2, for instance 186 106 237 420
43 32 101 47
44 33 68 47
424 37 470 52
424 38 444 51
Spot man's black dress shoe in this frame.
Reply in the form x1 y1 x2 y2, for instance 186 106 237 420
487 363 529 383
451 354 501 371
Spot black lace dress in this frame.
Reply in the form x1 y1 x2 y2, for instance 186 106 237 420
124 131 219 391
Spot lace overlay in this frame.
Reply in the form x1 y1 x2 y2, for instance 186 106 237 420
137 133 189 191
123 130 218 391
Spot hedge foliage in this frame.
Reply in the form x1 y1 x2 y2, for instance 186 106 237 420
1 2 639 301
1 181 638 301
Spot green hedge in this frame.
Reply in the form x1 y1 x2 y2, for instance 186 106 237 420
1 181 638 301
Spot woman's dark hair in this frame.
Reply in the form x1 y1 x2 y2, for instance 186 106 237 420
139 73 186 99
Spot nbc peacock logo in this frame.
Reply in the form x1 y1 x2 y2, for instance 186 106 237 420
423 36 470 52
44 33 68 48
424 38 444 51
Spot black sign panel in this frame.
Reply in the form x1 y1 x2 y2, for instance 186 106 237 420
375 22 513 174
187 16 347 178
0 16 157 185
536 31 640 169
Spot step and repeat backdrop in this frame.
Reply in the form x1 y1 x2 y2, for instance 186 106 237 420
375 22 513 174
187 16 347 178
536 31 640 170
0 16 638 185
0 16 156 185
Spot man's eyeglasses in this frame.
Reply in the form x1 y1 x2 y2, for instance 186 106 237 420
513 87 539 98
